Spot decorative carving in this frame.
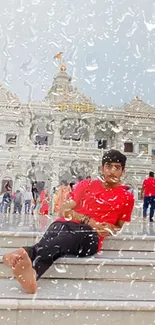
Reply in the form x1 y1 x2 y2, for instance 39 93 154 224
95 121 113 140
0 84 20 104
60 119 89 141
29 116 54 145
59 159 92 183
70 160 92 178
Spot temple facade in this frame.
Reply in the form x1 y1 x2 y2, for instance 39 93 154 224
0 62 155 197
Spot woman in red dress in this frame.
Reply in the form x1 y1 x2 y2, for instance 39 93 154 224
39 189 50 230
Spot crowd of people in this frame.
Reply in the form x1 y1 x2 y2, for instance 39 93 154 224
0 178 86 220
1 171 155 226
2 149 135 294
0 186 34 215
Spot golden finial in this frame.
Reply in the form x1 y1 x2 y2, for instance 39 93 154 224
60 62 66 71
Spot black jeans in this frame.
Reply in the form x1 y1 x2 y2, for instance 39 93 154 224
143 196 155 222
24 221 99 280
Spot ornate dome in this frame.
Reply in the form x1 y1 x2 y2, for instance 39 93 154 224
45 64 73 101
45 64 95 113
0 84 20 105
124 97 155 113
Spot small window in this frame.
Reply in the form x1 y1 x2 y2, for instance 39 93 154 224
152 149 155 156
35 135 48 145
97 139 107 149
6 134 17 145
139 143 148 154
124 142 133 153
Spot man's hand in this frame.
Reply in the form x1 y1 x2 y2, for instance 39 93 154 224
88 220 121 237
88 219 108 237
101 222 121 236
58 200 77 217
58 207 121 238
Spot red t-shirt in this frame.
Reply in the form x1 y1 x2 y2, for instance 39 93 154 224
142 177 155 196
57 179 134 251
58 179 134 251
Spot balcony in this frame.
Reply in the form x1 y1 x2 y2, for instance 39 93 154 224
126 153 153 166
59 139 98 149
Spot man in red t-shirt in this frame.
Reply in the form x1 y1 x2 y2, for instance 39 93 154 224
140 171 155 222
3 149 134 294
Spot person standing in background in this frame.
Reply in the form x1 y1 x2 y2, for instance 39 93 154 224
23 187 33 214
31 182 39 215
13 190 23 214
140 171 155 222
38 189 50 230
2 190 12 214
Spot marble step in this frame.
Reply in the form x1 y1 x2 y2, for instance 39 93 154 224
0 231 155 251
1 255 155 281
1 278 155 325
1 247 155 259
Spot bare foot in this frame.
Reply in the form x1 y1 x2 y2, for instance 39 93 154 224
3 249 22 267
12 248 37 294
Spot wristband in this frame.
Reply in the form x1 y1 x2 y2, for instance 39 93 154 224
81 216 90 224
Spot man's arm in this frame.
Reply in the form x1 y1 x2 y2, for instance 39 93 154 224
140 187 144 200
59 179 90 217
63 199 77 212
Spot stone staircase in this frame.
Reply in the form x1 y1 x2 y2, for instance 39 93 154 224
0 229 155 325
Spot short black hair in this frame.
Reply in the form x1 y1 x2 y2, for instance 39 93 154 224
70 182 75 190
102 149 127 170
77 175 83 182
149 171 154 177
61 180 68 186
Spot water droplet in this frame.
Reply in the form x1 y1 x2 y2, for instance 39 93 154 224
32 0 41 4
13 106 20 114
86 62 98 71
6 161 14 170
54 264 67 274
16 120 24 127
111 125 123 133
8 147 14 152
85 54 98 71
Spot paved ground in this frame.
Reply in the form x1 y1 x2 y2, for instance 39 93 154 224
0 210 155 236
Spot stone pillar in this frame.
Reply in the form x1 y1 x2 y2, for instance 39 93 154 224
111 134 117 149
0 133 5 146
21 109 34 148
148 143 152 156
53 117 61 146
89 118 95 147
134 142 139 154
51 158 60 189
114 132 124 151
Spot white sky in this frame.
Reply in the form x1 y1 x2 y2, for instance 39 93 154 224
0 0 155 106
